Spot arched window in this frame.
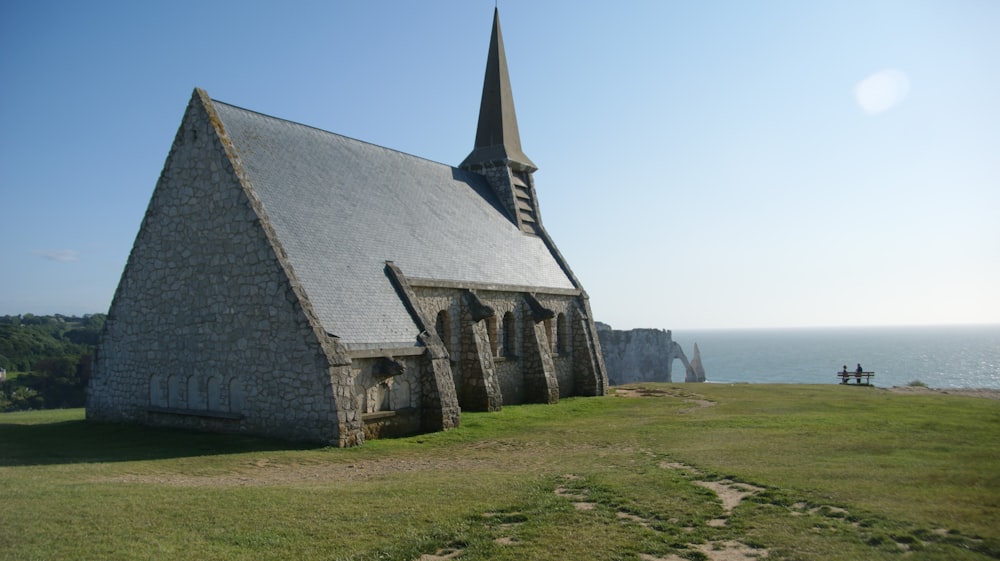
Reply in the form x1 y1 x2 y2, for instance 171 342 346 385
378 381 391 411
187 375 206 410
557 313 569 355
207 377 221 410
487 315 499 357
149 374 167 407
435 309 451 353
501 311 516 358
167 374 184 409
229 379 244 413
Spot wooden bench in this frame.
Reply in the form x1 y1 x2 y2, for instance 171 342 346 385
838 371 874 385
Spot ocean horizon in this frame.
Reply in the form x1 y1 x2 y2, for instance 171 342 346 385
668 324 1000 389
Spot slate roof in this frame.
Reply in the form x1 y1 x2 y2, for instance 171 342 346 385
211 99 575 350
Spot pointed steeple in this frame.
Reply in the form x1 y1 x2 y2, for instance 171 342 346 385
460 8 537 173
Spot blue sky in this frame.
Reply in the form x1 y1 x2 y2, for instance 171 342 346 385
1 1 997 329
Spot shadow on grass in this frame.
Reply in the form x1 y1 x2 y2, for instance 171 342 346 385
0 419 316 466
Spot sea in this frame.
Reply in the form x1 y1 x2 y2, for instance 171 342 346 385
669 324 1000 389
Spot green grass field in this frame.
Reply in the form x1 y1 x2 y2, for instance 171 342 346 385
1 384 997 561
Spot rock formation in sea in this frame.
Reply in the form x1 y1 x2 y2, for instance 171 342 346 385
688 342 706 383
596 322 705 385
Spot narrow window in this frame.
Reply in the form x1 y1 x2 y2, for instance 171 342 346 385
379 381 391 411
149 374 167 407
207 377 221 410
167 374 184 409
487 315 499 357
557 312 569 354
435 310 451 353
229 379 244 413
187 375 205 410
501 311 516 357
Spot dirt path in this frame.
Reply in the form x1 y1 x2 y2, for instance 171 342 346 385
96 454 512 487
614 386 716 412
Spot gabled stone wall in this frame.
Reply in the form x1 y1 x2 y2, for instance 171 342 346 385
88 92 356 444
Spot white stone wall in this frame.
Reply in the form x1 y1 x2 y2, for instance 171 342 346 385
88 92 348 443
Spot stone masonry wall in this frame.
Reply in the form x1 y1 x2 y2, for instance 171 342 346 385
475 163 520 229
89 92 353 444
458 293 502 412
571 299 608 397
522 318 559 404
533 295 577 398
353 356 420 415
411 287 461 393
414 288 585 407
354 355 422 440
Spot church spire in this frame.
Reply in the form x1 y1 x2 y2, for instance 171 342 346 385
460 7 537 173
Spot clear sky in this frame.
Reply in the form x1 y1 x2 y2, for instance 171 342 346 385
1 1 998 330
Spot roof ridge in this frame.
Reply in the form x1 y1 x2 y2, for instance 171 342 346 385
208 96 474 174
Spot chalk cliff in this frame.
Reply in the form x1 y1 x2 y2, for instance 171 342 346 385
596 323 705 385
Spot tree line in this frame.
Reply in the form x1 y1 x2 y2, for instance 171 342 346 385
0 314 105 411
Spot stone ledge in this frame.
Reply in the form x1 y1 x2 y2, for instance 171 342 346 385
146 406 243 420
361 407 417 422
406 277 581 297
361 408 420 440
347 346 425 359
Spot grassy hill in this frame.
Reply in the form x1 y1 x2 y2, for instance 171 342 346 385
1 384 997 561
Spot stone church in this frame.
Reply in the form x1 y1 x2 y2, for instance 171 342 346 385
87 9 608 446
